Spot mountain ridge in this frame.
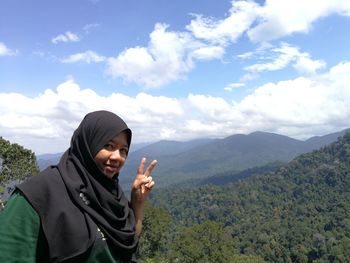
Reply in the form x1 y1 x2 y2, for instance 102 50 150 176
36 129 349 189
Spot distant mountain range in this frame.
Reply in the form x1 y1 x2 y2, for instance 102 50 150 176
36 129 349 190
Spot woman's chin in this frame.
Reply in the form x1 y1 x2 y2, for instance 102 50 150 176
99 165 122 179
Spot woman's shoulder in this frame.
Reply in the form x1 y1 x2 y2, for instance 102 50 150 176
17 166 63 194
16 166 68 212
0 190 40 236
2 190 38 215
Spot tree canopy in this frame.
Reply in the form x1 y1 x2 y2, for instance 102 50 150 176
0 137 39 202
146 133 350 262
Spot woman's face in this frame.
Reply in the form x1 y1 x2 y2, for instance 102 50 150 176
94 131 129 179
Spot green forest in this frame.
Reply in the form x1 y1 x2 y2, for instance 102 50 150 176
1 133 350 262
139 133 350 262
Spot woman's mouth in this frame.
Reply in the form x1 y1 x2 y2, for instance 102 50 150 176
104 164 118 174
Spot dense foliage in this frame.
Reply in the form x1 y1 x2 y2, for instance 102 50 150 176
138 203 266 262
0 137 39 202
140 133 350 262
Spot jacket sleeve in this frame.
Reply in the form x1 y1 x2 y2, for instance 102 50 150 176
0 191 41 262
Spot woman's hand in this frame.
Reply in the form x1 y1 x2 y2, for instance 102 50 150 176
131 158 157 205
131 158 157 237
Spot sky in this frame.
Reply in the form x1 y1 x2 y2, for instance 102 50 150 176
1 0 350 155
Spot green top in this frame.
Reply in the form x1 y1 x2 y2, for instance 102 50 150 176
0 192 121 263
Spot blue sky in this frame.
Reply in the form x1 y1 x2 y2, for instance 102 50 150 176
1 0 350 154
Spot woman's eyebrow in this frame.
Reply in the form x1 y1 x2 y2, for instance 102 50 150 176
111 138 129 148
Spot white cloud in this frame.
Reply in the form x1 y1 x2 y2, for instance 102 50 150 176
293 55 326 74
224 82 245 91
160 128 176 139
243 42 326 75
0 79 184 153
244 42 299 72
185 0 350 47
106 23 223 88
0 42 18 56
52 31 80 44
186 62 350 138
60 50 106 63
247 0 350 42
235 75 349 136
190 46 225 60
237 51 254 59
186 0 259 44
1 61 350 154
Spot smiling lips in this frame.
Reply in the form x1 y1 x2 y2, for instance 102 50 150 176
104 163 119 173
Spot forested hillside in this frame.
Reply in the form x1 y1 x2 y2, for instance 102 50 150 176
0 137 39 203
36 129 348 190
142 133 350 262
119 129 348 189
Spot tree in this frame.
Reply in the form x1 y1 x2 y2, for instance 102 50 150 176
170 220 237 263
0 137 39 201
138 202 171 261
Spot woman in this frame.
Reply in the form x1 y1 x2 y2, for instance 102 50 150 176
0 110 157 262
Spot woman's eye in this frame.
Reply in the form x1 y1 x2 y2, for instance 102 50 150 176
104 143 114 150
120 148 128 155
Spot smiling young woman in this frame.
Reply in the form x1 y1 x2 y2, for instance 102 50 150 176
0 110 157 263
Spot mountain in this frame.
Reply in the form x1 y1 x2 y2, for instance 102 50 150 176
119 129 348 189
173 161 284 188
130 138 214 157
150 132 350 262
36 129 348 189
303 128 350 150
36 152 63 170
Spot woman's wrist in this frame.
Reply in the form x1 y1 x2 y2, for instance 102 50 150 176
131 198 144 215
131 200 144 237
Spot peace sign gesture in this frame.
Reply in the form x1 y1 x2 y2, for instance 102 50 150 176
131 158 157 204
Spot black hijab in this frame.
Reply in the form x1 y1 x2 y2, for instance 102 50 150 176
17 110 138 262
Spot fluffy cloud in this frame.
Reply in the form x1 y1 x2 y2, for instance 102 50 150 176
1 61 349 154
243 42 326 75
52 31 80 44
0 42 18 56
247 0 350 42
186 0 259 44
105 23 225 88
293 55 327 74
186 62 350 138
0 79 184 153
185 0 350 45
190 46 225 60
60 50 106 63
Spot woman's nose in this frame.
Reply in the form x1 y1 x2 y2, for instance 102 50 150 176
110 149 123 159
